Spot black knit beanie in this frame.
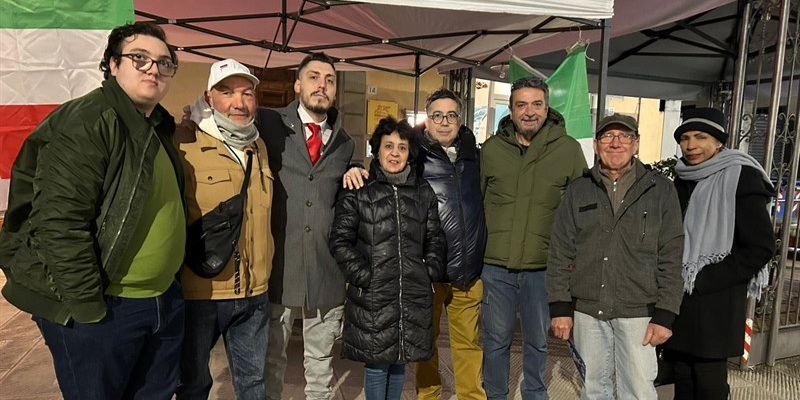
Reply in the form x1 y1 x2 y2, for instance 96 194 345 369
673 107 728 144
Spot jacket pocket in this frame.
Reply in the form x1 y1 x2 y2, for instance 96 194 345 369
8 241 61 301
575 203 600 233
640 211 648 242
193 169 236 215
615 264 658 304
638 209 657 249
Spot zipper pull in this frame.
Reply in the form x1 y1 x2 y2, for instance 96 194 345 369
641 211 647 241
233 250 241 295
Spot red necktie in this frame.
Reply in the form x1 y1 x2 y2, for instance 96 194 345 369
306 123 322 165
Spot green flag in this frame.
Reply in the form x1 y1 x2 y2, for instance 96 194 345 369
509 54 543 82
509 49 593 139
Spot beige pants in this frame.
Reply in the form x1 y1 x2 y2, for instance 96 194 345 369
264 303 344 400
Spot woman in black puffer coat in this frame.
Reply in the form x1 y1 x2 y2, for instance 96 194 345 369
330 116 445 400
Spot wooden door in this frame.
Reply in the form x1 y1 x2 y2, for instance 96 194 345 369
255 68 296 108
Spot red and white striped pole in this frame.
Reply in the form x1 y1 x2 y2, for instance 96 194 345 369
742 318 754 365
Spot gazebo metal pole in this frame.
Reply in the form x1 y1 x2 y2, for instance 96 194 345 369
766 0 793 367
597 19 610 123
414 53 421 123
729 1 752 148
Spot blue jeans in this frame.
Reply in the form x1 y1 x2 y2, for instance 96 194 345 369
34 281 184 400
364 363 405 400
176 292 269 400
481 264 549 400
573 311 658 400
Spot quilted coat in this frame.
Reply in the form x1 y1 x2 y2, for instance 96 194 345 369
329 163 445 364
415 125 486 286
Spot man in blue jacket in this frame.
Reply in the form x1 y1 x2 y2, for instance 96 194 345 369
413 89 487 400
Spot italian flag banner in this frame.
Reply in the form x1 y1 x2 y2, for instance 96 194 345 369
0 0 133 212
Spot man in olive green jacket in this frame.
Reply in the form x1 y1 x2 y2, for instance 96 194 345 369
0 24 185 400
480 77 587 400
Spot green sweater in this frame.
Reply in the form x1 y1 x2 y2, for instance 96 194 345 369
106 144 185 298
480 109 587 270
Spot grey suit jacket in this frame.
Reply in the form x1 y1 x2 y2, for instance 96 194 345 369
257 100 355 309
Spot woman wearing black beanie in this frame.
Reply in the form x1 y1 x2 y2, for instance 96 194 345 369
663 107 775 399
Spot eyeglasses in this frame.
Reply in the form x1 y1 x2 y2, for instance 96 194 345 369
120 53 177 77
429 112 460 124
597 131 638 144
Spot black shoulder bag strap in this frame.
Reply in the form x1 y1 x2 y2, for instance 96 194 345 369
239 150 253 198
231 150 253 294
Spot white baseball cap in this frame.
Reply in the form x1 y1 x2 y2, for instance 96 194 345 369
207 58 259 91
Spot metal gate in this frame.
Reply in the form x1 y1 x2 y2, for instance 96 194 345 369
730 0 800 366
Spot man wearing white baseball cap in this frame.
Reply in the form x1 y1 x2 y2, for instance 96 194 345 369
174 58 275 400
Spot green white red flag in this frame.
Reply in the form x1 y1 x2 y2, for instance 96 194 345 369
0 0 133 211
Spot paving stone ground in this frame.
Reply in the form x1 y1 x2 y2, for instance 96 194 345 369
1 272 797 400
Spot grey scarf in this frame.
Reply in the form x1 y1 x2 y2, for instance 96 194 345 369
190 95 258 148
213 110 258 148
675 148 771 299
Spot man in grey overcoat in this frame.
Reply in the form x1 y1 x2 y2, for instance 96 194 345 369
257 52 354 400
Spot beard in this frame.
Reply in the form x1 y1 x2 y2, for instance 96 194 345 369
516 124 542 141
302 92 331 115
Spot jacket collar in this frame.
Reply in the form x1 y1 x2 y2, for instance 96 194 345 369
369 161 418 187
100 77 175 140
278 99 348 167
588 159 656 201
279 99 343 135
416 125 478 162
192 125 253 162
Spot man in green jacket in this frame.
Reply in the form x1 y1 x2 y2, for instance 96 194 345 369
0 23 185 400
480 76 587 400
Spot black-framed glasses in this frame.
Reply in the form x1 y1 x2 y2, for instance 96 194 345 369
120 53 177 77
429 112 460 124
597 131 638 144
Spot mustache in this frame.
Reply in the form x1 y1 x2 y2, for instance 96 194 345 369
310 91 330 100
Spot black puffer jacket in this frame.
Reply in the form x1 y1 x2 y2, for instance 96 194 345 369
415 126 486 286
329 163 445 364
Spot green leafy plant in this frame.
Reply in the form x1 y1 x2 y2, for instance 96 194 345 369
649 157 677 180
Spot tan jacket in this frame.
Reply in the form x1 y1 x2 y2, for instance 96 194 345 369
175 126 274 300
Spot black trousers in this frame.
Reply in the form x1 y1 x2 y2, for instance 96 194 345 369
664 349 730 400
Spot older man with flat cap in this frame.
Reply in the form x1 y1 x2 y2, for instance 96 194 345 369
547 113 685 399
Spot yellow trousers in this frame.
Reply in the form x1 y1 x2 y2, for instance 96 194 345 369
416 279 486 400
